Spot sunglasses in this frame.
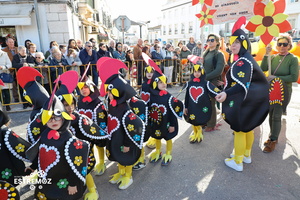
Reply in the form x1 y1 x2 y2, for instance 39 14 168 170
207 39 215 43
117 46 122 48
35 57 41 59
87 46 92 47
277 43 288 47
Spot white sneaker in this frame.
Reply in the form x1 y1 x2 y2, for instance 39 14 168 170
224 158 243 172
230 154 252 164
119 177 133 190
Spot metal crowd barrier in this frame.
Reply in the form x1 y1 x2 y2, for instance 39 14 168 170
0 60 192 106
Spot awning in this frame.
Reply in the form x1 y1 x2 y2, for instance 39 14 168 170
0 4 34 26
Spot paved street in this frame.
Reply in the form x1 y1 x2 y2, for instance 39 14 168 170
9 84 300 200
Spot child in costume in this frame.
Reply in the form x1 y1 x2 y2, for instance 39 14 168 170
26 88 90 199
97 57 145 189
183 64 219 143
0 94 30 200
147 59 184 166
139 55 157 149
56 70 110 199
215 17 269 172
16 67 50 144
77 67 108 176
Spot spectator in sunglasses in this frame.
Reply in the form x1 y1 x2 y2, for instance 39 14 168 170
260 33 299 153
112 42 126 61
202 33 225 132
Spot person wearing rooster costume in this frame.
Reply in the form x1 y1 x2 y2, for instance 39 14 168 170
147 59 184 166
77 66 108 176
0 85 30 199
56 70 109 199
97 57 145 190
215 17 269 172
26 88 90 199
16 67 50 144
139 54 157 150
183 63 220 143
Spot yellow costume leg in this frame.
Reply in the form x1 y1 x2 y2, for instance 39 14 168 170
196 126 203 143
84 173 99 200
224 131 245 172
94 146 106 175
244 130 254 163
146 137 156 149
119 165 133 190
133 147 146 170
109 164 125 184
189 125 198 143
149 139 162 163
162 139 172 166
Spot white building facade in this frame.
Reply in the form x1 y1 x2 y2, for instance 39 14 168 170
0 0 113 52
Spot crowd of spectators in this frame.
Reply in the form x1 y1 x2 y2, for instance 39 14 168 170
0 36 205 111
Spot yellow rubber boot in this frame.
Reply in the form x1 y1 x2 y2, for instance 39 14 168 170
84 173 99 200
119 165 133 190
146 137 156 149
150 139 162 163
109 164 125 184
162 140 172 166
94 146 106 175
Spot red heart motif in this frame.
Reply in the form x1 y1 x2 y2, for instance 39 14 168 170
190 86 204 103
269 81 282 102
79 110 93 119
150 110 159 121
39 146 58 172
158 106 165 114
141 92 150 102
107 115 119 135
0 189 8 200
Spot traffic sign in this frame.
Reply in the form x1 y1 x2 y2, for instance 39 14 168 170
115 15 131 32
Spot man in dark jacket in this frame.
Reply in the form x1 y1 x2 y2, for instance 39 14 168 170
79 41 98 86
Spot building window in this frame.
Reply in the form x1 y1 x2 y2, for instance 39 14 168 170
189 22 193 33
291 0 299 2
163 26 166 35
174 24 178 34
181 23 185 34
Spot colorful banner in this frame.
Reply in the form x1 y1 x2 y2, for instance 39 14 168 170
211 0 256 24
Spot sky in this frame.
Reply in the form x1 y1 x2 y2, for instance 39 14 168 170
107 0 167 25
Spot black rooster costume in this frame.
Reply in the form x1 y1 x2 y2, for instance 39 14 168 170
97 57 145 190
183 64 219 143
56 70 109 200
217 17 269 172
146 57 184 166
0 104 30 200
16 67 50 144
26 90 90 199
77 67 108 176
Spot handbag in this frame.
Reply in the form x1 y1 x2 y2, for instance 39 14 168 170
0 72 14 83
